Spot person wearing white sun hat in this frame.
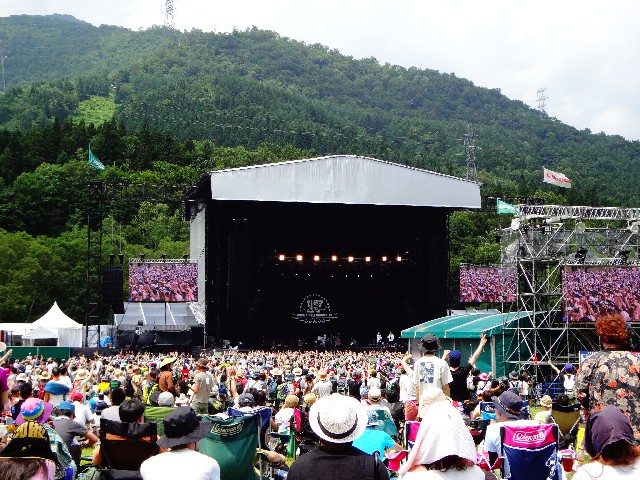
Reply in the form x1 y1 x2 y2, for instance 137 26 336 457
287 393 390 480
398 401 484 479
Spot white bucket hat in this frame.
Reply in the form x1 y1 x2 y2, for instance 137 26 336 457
308 393 367 444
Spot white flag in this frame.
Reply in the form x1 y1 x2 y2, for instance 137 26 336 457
543 167 571 188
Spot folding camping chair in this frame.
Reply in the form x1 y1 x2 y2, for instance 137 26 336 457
500 423 563 480
290 405 318 458
228 406 273 450
97 419 159 480
549 402 581 450
373 408 398 438
403 420 420 450
200 414 261 480
142 405 176 436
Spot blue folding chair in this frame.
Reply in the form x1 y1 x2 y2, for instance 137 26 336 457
500 423 563 480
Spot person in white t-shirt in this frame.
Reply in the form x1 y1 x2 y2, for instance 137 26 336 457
413 334 452 407
140 407 220 480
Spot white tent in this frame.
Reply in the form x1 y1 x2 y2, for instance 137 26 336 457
31 302 83 347
22 325 59 346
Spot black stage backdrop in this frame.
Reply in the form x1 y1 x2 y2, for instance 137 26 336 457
205 200 449 347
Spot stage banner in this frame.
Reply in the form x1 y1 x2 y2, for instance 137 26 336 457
543 167 571 188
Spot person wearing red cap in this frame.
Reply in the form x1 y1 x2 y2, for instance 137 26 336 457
70 391 94 429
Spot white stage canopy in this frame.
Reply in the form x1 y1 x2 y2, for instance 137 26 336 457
22 325 59 346
31 302 83 347
208 155 481 208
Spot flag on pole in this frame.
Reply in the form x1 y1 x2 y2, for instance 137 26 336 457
543 167 571 188
88 145 105 170
497 199 517 214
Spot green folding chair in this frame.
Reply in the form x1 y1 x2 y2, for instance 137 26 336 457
200 414 261 480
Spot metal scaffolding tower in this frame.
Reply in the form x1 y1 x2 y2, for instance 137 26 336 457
500 204 640 373
85 182 190 347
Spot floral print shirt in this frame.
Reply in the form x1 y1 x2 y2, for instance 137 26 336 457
575 349 640 442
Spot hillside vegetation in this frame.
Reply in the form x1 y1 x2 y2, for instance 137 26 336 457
0 14 638 322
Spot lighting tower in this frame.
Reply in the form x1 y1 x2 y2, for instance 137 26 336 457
462 125 478 183
164 0 175 28
537 87 549 118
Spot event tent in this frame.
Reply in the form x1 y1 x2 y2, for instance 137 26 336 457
22 325 59 346
401 311 535 377
30 302 83 347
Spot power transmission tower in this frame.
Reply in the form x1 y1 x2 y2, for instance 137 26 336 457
462 125 478 183
0 41 7 93
537 87 549 118
164 0 175 28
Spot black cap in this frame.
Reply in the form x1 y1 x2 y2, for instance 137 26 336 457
157 406 211 449
420 334 441 353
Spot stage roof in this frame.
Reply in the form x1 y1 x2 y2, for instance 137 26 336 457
114 303 202 330
205 155 481 208
401 311 534 339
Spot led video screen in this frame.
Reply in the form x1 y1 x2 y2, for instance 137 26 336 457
129 262 198 302
563 266 640 322
459 266 517 303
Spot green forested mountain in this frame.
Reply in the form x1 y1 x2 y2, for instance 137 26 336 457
0 14 638 322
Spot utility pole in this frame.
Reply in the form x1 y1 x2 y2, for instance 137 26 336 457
537 87 549 118
164 0 175 28
462 125 478 183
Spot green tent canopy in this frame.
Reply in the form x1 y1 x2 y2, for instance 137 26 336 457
401 311 532 339
401 311 537 376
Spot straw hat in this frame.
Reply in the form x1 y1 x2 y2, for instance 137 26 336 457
75 368 90 380
270 367 283 376
308 394 367 444
318 370 328 380
159 357 177 368
292 367 303 376
540 395 553 408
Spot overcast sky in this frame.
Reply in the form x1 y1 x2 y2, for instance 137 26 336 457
2 0 639 141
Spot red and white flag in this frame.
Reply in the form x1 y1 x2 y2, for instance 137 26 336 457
543 167 571 188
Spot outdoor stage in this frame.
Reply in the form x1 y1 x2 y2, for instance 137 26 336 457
186 155 481 347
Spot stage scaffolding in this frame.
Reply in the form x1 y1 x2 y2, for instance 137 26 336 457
500 204 640 374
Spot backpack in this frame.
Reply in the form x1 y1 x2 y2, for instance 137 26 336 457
268 378 279 399
218 383 228 399
277 383 290 401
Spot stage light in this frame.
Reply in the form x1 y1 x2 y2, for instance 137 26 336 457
161 254 167 261
331 255 338 262
575 221 586 234
109 253 115 266
118 253 125 265
365 256 371 262
140 253 145 262
313 255 320 262
278 254 286 261
381 256 388 262
630 222 640 235
396 256 403 262
183 254 188 263
510 218 520 231
347 256 354 263
296 254 303 262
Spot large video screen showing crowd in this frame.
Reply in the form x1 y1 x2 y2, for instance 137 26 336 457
459 266 517 303
563 266 640 322
129 262 198 302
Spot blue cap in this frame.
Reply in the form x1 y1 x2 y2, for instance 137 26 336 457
59 401 75 413
449 350 462 361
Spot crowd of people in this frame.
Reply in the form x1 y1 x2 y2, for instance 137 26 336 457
563 266 640 322
459 267 517 303
128 262 198 302
0 311 639 479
